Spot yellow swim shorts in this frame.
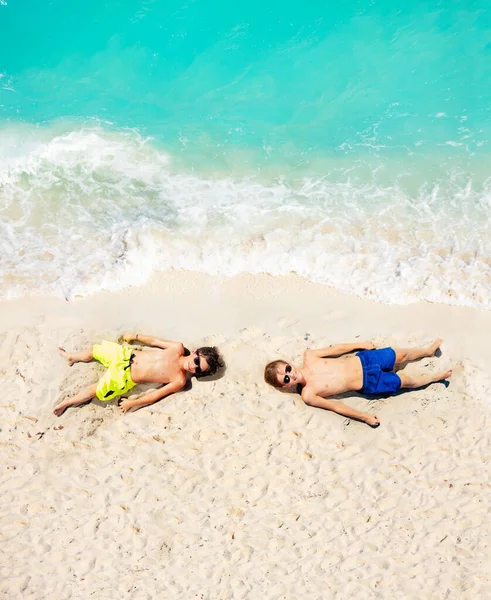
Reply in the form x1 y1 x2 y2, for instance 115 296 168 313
93 340 136 402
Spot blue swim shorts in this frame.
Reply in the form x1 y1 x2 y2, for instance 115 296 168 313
356 347 401 396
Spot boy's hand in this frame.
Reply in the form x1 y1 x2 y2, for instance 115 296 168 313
364 414 380 428
122 332 135 343
118 398 133 413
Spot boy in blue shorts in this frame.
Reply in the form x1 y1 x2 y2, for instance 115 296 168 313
264 339 451 428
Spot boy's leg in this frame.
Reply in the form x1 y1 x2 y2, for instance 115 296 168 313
399 368 452 390
393 338 443 367
53 383 98 417
58 347 93 367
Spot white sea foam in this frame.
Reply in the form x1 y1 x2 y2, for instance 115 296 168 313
0 124 490 307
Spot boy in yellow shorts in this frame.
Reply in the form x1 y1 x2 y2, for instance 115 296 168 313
54 333 224 416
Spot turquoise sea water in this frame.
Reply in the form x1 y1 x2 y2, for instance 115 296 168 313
1 0 490 305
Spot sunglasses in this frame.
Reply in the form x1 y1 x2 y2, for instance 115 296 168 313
194 353 202 375
283 364 292 385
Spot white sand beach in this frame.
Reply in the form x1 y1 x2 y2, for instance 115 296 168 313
1 271 490 599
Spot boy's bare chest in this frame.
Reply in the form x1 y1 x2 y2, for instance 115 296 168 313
306 356 360 396
132 349 180 383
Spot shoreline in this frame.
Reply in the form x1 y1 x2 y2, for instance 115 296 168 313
3 125 490 311
2 269 491 361
2 270 490 598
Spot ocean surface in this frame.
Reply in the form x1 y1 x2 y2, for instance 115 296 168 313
1 0 490 306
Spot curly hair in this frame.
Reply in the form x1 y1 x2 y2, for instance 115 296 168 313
196 346 225 377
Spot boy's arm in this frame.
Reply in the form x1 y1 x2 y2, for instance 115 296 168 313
118 378 186 413
309 341 375 358
303 393 380 427
123 332 184 351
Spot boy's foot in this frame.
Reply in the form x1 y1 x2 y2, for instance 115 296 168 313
427 338 444 357
58 347 76 367
438 368 452 381
53 402 69 417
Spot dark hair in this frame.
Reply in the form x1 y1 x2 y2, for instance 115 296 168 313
196 346 225 377
264 360 288 389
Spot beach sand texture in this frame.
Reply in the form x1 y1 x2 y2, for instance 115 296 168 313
1 272 490 599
